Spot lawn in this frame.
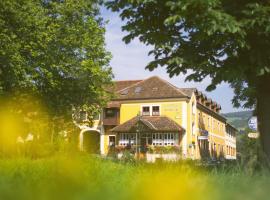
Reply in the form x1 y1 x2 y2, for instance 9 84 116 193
0 154 269 200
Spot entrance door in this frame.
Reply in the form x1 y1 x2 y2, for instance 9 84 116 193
140 137 148 153
109 136 116 147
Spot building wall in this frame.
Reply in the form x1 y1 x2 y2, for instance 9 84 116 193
119 100 186 125
118 99 188 156
99 98 235 160
225 125 237 159
186 94 197 159
196 107 226 159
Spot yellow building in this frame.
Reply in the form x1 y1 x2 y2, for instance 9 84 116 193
79 76 237 161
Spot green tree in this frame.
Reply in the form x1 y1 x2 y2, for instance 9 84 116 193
0 0 113 117
107 0 270 159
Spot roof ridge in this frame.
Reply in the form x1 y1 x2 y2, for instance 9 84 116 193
114 79 143 83
116 77 153 93
140 118 157 130
154 76 188 97
180 87 197 90
116 79 144 93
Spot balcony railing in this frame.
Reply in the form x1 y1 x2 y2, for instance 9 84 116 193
103 117 120 125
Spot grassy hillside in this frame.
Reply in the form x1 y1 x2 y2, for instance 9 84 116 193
222 110 253 130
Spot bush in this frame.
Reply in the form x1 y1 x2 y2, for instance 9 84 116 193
120 150 136 164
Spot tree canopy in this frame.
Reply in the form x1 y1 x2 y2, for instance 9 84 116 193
107 0 270 159
107 0 270 107
0 0 113 117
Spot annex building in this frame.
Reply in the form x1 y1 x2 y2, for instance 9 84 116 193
78 76 237 161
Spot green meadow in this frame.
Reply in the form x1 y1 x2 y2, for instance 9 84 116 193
0 154 269 200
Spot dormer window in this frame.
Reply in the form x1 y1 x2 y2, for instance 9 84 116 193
135 87 142 94
152 87 158 92
142 106 150 116
120 89 128 96
152 106 160 116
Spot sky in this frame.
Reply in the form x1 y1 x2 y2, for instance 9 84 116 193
100 8 245 113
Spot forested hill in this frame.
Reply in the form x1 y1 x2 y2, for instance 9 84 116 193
222 110 253 130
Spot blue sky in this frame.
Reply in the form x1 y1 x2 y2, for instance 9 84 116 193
101 8 245 113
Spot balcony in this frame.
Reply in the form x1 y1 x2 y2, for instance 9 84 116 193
103 117 120 126
103 108 120 126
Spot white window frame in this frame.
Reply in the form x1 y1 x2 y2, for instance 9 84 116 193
152 105 160 116
108 135 116 147
152 133 177 146
140 105 161 116
119 133 136 146
142 106 150 116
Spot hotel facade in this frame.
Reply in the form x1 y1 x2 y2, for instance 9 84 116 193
78 76 237 161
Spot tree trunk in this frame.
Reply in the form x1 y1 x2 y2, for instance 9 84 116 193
257 74 270 161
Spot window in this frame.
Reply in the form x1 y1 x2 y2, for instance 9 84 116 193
109 136 116 147
135 87 142 94
119 133 135 146
120 89 128 95
203 114 205 125
221 145 224 154
192 102 196 114
142 106 150 116
199 112 202 123
105 108 116 118
152 133 177 146
200 140 208 150
192 122 195 135
152 106 160 116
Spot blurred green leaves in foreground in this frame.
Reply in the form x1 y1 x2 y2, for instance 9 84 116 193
0 153 269 200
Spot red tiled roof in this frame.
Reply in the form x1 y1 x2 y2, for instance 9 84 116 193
111 116 184 133
114 76 187 100
114 80 143 92
109 76 223 115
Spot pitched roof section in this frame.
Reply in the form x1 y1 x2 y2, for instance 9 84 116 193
114 80 143 92
111 116 185 133
179 88 197 98
110 76 222 115
114 76 188 100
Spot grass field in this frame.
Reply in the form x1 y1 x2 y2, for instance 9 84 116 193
0 153 269 200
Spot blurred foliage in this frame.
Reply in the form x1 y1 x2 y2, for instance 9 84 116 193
0 154 270 200
236 129 270 173
0 95 81 157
